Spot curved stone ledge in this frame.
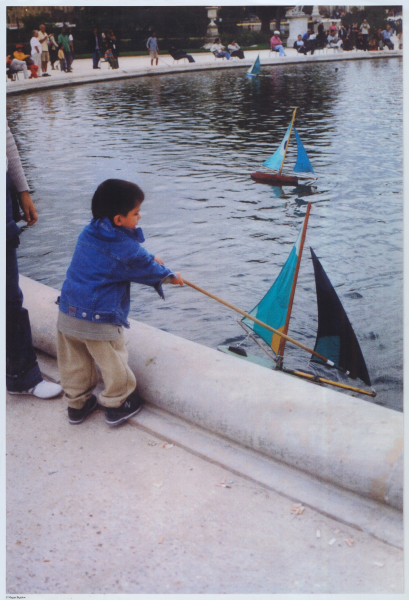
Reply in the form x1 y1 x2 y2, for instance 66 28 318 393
20 275 403 510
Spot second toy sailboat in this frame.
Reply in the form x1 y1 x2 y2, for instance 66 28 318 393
251 108 316 185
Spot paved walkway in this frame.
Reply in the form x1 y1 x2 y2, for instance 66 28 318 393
6 353 403 594
6 46 401 95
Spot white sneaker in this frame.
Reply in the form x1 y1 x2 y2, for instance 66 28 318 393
9 380 63 399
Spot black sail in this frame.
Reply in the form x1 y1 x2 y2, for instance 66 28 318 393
310 248 371 387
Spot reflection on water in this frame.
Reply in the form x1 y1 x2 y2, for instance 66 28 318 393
7 58 403 410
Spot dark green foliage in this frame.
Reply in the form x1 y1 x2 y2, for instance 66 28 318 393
341 6 392 31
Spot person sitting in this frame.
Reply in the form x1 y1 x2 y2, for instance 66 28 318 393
227 40 245 59
342 33 354 51
270 30 287 56
328 21 338 35
355 31 364 50
210 38 230 60
293 35 307 55
302 29 316 54
381 24 394 50
315 24 327 50
168 44 195 63
7 54 30 79
13 45 38 78
327 31 342 50
368 29 381 51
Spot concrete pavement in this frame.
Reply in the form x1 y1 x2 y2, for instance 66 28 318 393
6 351 404 594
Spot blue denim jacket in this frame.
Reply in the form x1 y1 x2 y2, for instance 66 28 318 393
59 217 175 328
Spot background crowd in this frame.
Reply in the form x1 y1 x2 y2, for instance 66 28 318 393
6 7 402 79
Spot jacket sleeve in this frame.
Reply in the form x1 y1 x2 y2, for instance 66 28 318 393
6 122 29 193
126 244 175 286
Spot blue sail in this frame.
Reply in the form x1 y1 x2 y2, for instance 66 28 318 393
262 122 292 171
293 127 315 174
247 54 261 77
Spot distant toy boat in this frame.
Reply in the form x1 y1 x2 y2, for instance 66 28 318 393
218 202 375 397
246 54 261 77
251 108 317 185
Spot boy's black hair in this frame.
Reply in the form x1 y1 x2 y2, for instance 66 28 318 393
92 179 144 224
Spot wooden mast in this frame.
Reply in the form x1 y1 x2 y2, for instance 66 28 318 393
278 107 297 175
276 201 312 369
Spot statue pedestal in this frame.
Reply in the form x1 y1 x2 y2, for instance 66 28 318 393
204 6 220 48
286 14 310 47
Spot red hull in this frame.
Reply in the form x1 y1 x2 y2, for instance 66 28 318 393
251 171 299 185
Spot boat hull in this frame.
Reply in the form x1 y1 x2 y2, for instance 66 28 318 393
251 171 299 185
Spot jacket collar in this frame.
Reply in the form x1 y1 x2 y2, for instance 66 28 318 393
90 218 145 243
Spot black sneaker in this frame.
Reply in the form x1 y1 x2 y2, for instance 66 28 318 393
105 391 143 426
68 395 97 425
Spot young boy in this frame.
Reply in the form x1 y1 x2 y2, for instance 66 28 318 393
57 179 183 426
146 31 159 66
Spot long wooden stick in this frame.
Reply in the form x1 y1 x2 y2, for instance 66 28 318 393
284 368 376 398
182 278 335 367
277 201 311 367
279 107 297 175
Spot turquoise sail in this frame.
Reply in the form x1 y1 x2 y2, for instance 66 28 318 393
242 227 303 355
293 128 315 174
262 122 292 171
247 54 261 77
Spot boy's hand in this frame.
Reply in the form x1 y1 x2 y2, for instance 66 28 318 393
154 256 164 265
170 272 184 286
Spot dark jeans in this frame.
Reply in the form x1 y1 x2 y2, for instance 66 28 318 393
383 39 394 50
6 245 42 392
93 49 100 68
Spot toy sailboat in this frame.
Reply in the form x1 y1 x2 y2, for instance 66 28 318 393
251 108 317 185
246 54 261 77
217 202 375 397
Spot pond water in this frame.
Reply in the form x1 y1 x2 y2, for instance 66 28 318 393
7 57 403 411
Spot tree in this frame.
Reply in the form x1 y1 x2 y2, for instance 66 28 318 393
253 5 287 35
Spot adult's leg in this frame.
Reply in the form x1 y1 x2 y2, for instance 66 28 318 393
6 246 42 392
33 53 42 74
92 49 100 68
10 59 29 79
64 50 72 71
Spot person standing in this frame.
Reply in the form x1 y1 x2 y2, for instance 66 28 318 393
6 122 62 399
89 27 102 69
106 29 119 68
146 31 159 66
68 28 75 66
48 31 59 69
58 27 72 72
37 24 50 76
30 31 42 74
360 19 370 51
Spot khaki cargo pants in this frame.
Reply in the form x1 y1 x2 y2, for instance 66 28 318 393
57 329 136 410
